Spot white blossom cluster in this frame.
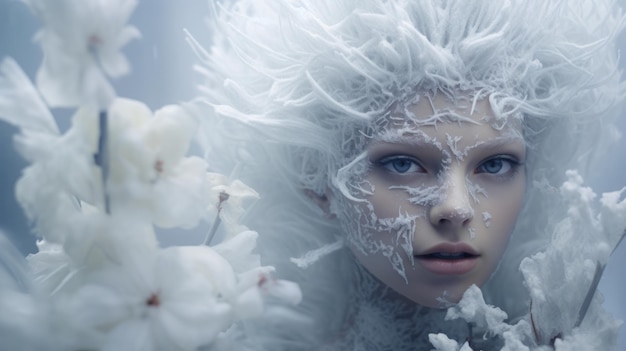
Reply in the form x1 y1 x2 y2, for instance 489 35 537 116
0 1 301 350
429 171 626 351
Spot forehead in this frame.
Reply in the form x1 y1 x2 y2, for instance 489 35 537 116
371 93 523 148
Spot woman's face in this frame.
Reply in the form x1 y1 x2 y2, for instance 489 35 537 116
338 93 526 308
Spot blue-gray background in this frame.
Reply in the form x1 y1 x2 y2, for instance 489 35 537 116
1 0 625 348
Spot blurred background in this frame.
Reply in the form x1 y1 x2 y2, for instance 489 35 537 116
1 0 625 348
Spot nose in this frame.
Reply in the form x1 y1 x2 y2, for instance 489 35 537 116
428 174 473 228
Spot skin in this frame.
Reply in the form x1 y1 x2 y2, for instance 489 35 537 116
341 93 526 308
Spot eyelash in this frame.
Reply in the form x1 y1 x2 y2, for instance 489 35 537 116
375 155 522 177
474 156 522 178
377 155 425 175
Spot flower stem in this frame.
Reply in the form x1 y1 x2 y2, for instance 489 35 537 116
611 228 626 255
94 110 110 214
203 191 229 246
575 229 626 328
203 214 222 246
574 261 605 328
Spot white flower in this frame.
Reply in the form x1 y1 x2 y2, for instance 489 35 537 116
0 289 51 351
0 58 59 148
519 171 625 347
213 230 261 273
15 115 102 244
27 240 73 294
0 59 97 247
445 286 532 350
0 231 51 351
179 240 302 319
257 276 303 306
59 245 261 351
428 333 472 351
28 209 160 295
24 0 140 107
72 98 212 228
206 173 260 240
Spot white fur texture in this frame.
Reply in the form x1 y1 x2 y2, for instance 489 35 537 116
193 1 625 349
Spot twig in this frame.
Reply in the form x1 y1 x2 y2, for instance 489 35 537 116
93 110 110 214
202 191 230 246
574 228 626 328
530 300 541 344
611 228 626 255
574 262 605 328
203 215 222 246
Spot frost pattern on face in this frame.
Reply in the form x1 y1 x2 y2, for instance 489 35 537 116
333 163 421 284
330 93 527 307
482 212 493 228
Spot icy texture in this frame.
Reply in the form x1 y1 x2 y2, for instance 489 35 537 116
519 171 625 349
194 0 626 350
321 264 474 351
436 171 626 350
0 0 624 350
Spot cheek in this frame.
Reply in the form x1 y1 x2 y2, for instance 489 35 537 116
477 176 526 254
334 170 526 307
335 178 422 283
368 187 427 219
363 174 438 220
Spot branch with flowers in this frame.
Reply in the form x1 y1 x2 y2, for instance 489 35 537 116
0 1 301 350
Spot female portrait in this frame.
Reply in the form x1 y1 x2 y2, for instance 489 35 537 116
195 0 626 349
0 0 624 350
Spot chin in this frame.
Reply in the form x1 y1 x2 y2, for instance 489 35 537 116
402 280 483 309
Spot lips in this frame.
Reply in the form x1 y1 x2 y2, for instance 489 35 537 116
421 252 476 259
415 243 479 276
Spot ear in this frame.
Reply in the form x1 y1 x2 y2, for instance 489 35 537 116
303 188 336 219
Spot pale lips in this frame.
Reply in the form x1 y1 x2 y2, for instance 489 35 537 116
415 242 480 276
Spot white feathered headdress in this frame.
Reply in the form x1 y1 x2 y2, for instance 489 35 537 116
193 0 624 348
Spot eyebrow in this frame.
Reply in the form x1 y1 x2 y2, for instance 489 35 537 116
468 136 526 150
369 129 436 146
368 132 526 156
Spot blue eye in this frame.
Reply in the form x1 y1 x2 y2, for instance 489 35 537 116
379 156 424 174
476 157 516 175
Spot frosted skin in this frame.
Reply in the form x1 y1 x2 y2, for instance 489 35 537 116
343 94 526 308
